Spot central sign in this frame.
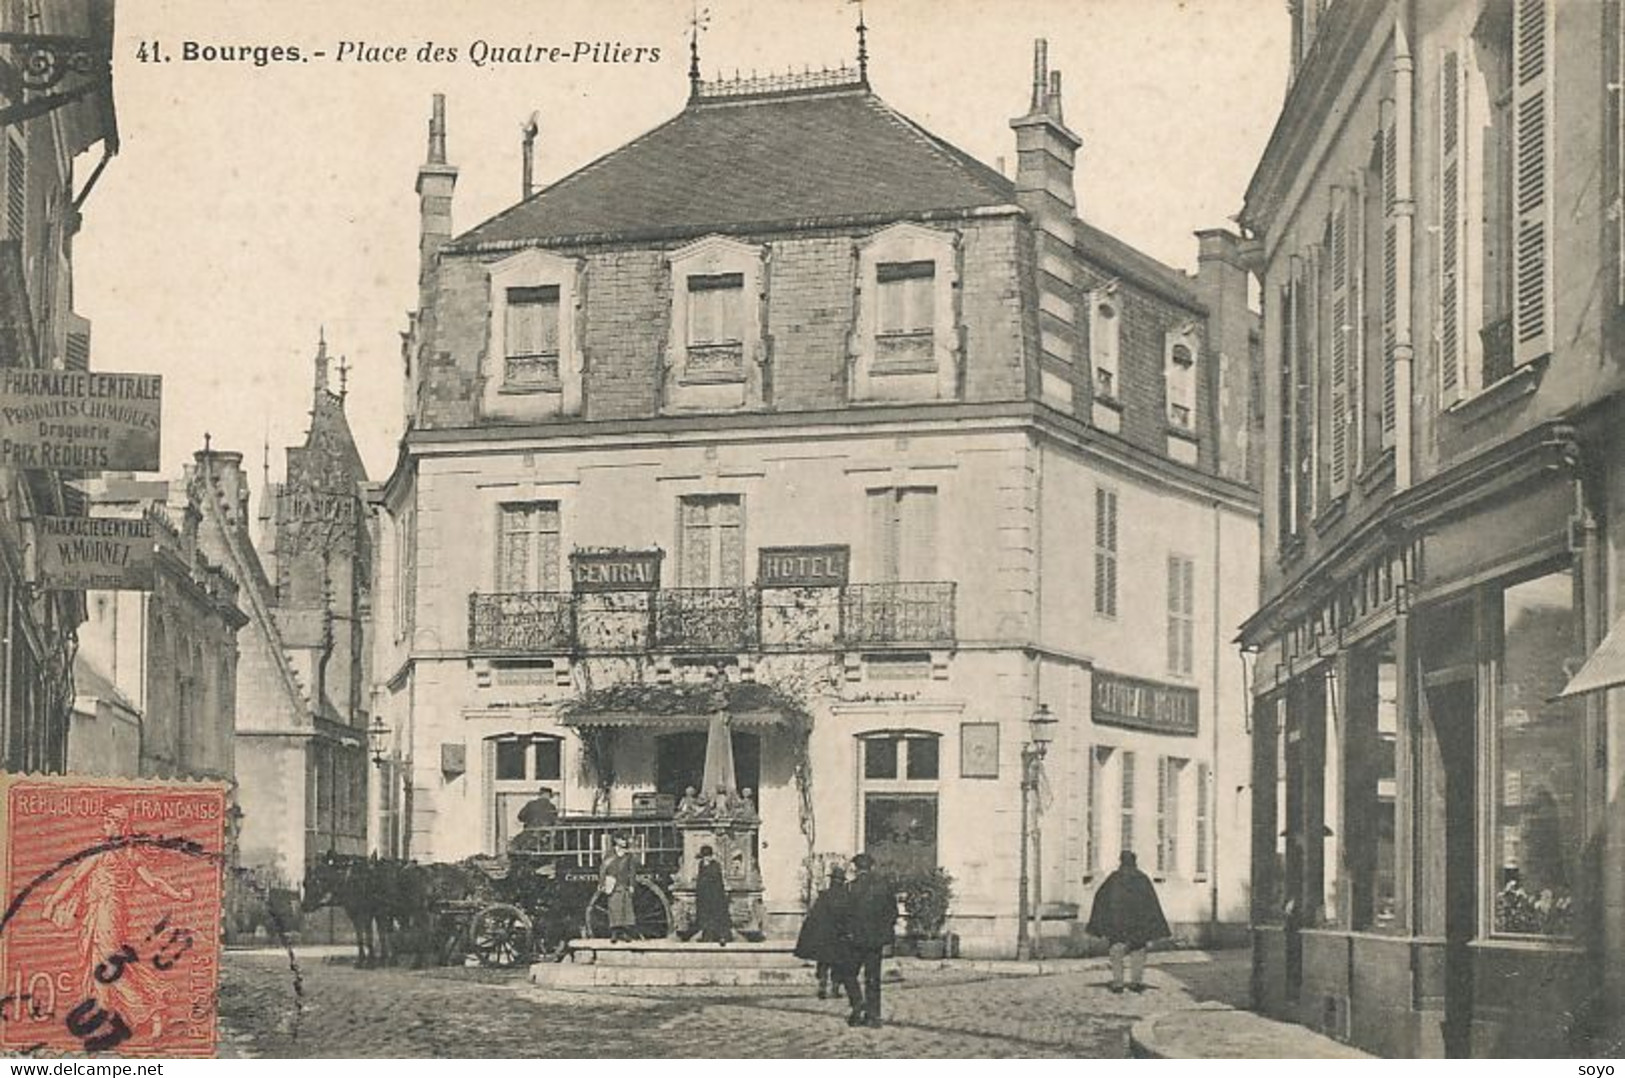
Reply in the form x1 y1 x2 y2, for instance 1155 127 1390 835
1092 671 1199 737
758 545 849 588
35 515 155 591
0 370 162 471
570 549 663 593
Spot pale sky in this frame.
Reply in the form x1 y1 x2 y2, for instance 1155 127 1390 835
73 0 1289 492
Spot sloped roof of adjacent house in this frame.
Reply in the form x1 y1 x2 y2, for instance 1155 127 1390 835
452 84 1018 249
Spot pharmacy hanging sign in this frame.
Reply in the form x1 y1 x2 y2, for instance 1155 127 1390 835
34 515 156 591
0 370 162 471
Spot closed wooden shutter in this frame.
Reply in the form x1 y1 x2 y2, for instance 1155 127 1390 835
1094 488 1118 617
1329 188 1352 490
1278 283 1295 543
896 488 937 581
868 489 898 583
1439 49 1464 402
1512 0 1551 363
1381 110 1399 444
1346 176 1365 477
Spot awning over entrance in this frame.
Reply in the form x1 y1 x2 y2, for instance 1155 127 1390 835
558 709 785 730
1556 610 1625 698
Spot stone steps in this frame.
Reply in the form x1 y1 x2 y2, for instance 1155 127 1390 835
534 938 814 986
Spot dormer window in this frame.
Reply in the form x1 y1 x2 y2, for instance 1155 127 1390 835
684 272 746 382
504 285 561 388
852 223 958 403
875 261 936 372
1089 292 1121 400
1164 327 1200 430
665 236 766 411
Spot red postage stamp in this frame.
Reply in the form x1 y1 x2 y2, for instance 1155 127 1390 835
0 775 227 1057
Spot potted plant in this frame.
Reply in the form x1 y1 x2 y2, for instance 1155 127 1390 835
899 867 954 960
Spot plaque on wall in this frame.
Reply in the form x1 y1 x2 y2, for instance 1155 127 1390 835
960 722 999 778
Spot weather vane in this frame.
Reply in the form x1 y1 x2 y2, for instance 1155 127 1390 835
850 0 868 82
688 4 711 94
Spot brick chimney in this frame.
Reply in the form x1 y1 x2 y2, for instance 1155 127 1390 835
416 94 459 313
1009 39 1081 222
1192 229 1259 488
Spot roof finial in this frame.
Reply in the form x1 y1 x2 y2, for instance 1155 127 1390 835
338 354 350 401
314 329 330 393
688 4 710 98
203 431 212 454
428 93 447 165
521 111 539 199
852 0 868 84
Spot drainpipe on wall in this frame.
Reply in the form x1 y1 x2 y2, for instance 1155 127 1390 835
1211 499 1223 929
1393 0 1416 491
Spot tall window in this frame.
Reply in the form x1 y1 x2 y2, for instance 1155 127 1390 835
1157 756 1186 876
1165 335 1198 429
1493 568 1580 937
504 285 561 387
1167 554 1195 676
1090 291 1121 398
496 501 561 592
867 486 938 582
860 732 941 878
678 494 744 587
488 734 564 853
1120 749 1137 856
1094 488 1118 617
1194 761 1211 878
1086 746 1105 877
685 272 746 380
1348 640 1400 930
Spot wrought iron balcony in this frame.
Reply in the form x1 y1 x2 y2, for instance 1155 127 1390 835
839 582 957 648
467 581 957 656
468 591 573 654
652 587 759 653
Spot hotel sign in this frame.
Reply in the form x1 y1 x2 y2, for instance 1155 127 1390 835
35 516 155 591
571 549 662 593
1092 671 1199 737
0 370 162 471
759 545 849 588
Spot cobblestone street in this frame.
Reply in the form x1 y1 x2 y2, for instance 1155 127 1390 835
218 950 1248 1058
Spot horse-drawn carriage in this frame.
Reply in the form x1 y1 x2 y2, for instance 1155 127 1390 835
303 815 683 969
436 815 681 966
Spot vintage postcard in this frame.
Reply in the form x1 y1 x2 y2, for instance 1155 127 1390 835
0 0 1618 1061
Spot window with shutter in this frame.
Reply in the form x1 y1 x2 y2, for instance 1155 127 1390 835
1195 761 1211 878
1157 757 1184 876
1090 290 1122 399
1511 0 1551 363
685 272 746 380
1439 50 1464 405
1293 260 1315 530
504 285 562 387
1278 282 1296 547
1474 4 1517 384
1328 189 1352 489
677 494 744 587
867 487 938 584
1120 750 1137 857
1094 487 1118 618
1167 554 1195 677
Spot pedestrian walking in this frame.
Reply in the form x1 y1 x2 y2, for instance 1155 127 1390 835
599 834 638 943
694 844 732 944
835 853 896 1027
1085 850 1171 993
794 864 849 999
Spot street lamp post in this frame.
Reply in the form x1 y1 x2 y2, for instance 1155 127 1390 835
1016 704 1057 960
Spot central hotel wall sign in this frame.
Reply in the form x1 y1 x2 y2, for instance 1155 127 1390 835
0 370 162 471
570 549 663 592
1092 671 1199 736
758 545 850 588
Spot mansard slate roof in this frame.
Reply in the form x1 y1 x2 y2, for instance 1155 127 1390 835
453 84 1018 248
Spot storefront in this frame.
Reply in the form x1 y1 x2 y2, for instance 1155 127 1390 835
1245 422 1609 1057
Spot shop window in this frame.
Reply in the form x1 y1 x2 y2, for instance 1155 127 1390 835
1493 568 1580 937
859 731 941 877
1347 642 1401 931
487 733 565 853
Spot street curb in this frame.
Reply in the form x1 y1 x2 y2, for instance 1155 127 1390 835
1130 1000 1376 1059
1129 1001 1232 1058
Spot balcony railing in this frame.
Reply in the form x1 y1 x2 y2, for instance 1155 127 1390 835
840 582 957 647
653 587 759 652
466 581 956 656
468 591 573 654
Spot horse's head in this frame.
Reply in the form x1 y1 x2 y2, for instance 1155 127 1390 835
301 851 351 912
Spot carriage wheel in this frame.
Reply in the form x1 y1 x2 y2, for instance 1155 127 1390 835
469 903 534 968
584 880 672 941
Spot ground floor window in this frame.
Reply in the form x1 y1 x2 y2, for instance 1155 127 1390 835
1493 568 1581 937
1346 639 1401 931
859 732 940 876
488 733 564 852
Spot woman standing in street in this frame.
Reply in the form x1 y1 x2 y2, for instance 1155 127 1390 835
599 834 638 943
